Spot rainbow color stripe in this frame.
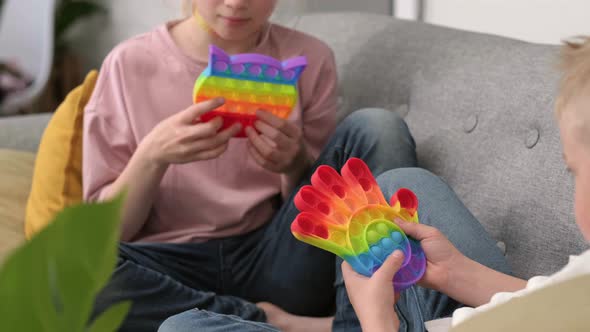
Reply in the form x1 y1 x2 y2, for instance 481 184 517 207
193 45 307 137
291 158 427 292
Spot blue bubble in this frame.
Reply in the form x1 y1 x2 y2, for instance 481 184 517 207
371 246 383 258
391 231 403 244
381 238 395 250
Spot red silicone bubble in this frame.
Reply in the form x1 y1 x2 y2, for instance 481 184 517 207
390 188 418 216
291 213 330 239
341 158 388 206
294 185 333 216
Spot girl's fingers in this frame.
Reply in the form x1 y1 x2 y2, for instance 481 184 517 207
184 117 224 140
248 141 279 171
188 127 236 152
256 110 299 138
180 98 225 124
245 127 280 163
191 143 229 161
254 120 289 148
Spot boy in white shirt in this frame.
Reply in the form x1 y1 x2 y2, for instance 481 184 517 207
340 37 590 331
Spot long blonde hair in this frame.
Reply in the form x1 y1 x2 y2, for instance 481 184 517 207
182 0 192 17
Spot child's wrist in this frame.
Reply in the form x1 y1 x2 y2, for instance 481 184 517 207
360 311 399 332
136 140 168 171
445 254 479 297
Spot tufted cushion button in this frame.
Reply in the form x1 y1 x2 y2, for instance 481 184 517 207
396 104 410 118
525 128 540 148
463 114 478 133
496 241 507 255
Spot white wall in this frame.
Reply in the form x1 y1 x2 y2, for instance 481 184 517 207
421 0 590 44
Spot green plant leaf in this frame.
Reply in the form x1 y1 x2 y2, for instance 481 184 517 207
0 195 125 331
87 301 131 332
55 1 107 44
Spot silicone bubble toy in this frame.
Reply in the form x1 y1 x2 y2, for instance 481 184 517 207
291 158 427 292
193 45 307 137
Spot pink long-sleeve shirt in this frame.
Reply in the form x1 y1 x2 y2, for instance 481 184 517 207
83 21 338 243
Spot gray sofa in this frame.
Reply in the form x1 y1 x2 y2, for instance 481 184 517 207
1 13 587 278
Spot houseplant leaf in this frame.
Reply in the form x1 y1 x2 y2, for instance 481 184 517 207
0 195 127 331
87 301 131 332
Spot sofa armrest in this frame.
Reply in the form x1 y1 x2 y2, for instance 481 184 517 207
0 113 52 152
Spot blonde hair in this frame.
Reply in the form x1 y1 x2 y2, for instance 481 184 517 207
556 36 590 117
182 0 193 17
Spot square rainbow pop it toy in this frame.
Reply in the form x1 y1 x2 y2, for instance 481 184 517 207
193 45 307 137
291 158 427 292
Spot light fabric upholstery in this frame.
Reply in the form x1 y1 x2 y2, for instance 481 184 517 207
0 149 34 263
295 13 588 278
0 13 587 277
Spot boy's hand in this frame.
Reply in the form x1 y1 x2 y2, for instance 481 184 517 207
394 218 465 293
341 251 404 332
245 110 308 174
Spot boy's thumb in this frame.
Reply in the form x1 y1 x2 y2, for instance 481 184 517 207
375 250 405 282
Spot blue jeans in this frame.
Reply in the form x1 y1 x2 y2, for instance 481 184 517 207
158 168 512 332
92 108 418 332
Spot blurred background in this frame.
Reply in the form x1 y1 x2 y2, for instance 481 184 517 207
0 0 589 115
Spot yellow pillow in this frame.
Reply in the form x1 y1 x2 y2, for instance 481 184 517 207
25 70 98 239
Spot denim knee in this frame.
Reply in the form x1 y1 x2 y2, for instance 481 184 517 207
158 310 200 332
159 310 276 332
376 168 442 197
333 108 417 173
338 108 414 145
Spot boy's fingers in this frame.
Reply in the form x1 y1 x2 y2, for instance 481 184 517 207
394 218 438 241
180 98 225 123
341 261 353 274
374 250 405 282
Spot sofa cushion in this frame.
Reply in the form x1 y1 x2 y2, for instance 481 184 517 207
296 13 589 278
0 149 34 263
24 71 97 239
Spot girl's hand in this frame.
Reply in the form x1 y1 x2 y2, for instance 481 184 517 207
394 218 466 293
140 98 241 166
341 251 405 332
245 110 308 174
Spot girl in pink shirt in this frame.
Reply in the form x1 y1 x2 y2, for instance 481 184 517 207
86 1 417 331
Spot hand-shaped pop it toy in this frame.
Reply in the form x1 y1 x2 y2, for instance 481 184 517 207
193 45 307 137
291 158 427 292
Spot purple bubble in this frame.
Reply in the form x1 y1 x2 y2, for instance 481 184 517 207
282 70 295 80
231 64 245 74
265 67 279 78
214 61 228 72
249 65 262 76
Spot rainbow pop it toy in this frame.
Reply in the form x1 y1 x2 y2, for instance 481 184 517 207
291 158 427 292
193 45 307 137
